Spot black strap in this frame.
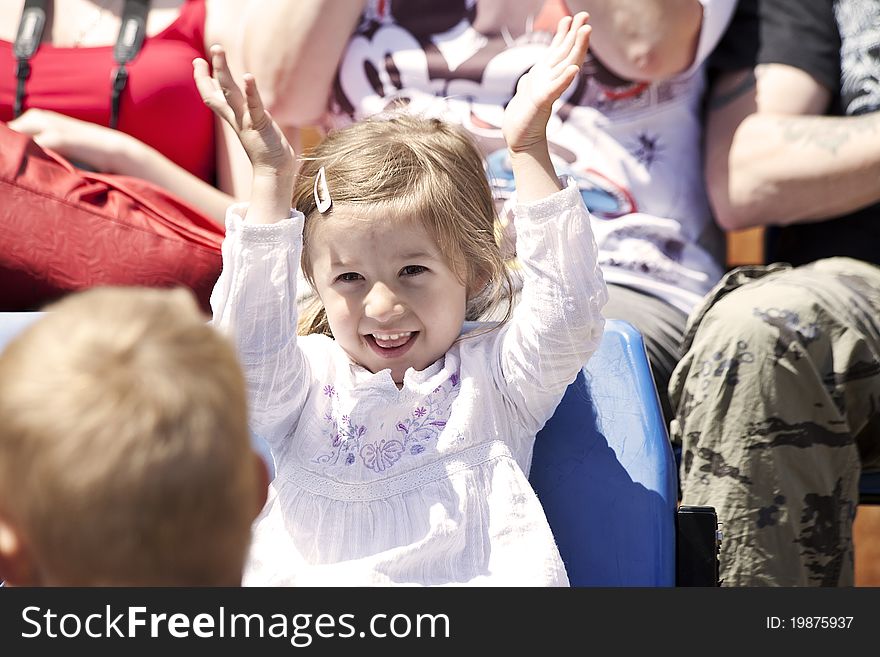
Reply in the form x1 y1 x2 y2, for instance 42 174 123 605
12 0 48 118
110 0 150 129
12 0 151 129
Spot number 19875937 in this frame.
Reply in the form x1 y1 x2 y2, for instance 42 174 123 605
766 616 853 629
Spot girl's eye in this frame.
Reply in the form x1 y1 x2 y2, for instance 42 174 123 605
336 272 363 282
400 265 427 277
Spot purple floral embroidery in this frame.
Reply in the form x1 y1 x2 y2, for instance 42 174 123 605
361 439 404 472
312 368 460 470
338 417 363 449
391 369 459 459
313 412 367 466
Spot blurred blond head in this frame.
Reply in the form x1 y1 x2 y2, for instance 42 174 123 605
0 287 266 586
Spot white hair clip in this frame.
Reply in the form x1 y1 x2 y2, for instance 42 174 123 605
313 165 332 213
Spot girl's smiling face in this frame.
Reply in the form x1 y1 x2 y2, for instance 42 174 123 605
308 209 468 385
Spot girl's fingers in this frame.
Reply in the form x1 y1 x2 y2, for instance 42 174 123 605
209 45 245 123
548 12 589 70
535 62 579 108
553 64 580 99
546 16 572 68
555 19 578 60
565 25 591 68
192 57 215 97
193 57 234 122
208 44 233 85
195 47 275 140
570 11 590 34
545 19 590 102
243 75 269 129
549 15 572 51
557 12 587 59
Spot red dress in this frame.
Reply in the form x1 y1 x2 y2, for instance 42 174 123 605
0 0 223 311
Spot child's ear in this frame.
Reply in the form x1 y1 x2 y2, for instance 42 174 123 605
0 516 37 586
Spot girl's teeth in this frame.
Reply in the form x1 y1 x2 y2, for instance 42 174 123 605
373 332 412 347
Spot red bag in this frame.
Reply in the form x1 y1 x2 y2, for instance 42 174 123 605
0 123 224 312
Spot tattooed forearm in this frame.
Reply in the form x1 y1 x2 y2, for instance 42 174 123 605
778 112 880 155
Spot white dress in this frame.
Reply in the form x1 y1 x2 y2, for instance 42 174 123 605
211 178 607 586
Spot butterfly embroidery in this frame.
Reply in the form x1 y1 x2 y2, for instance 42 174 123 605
361 439 405 473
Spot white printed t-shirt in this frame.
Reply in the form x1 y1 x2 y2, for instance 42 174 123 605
328 0 736 313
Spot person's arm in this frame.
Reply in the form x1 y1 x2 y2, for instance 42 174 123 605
504 14 592 201
194 46 296 225
706 64 880 230
195 46 311 445
241 0 365 127
494 14 606 435
7 109 237 225
570 0 703 80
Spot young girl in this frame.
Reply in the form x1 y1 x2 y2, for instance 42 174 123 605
195 12 606 586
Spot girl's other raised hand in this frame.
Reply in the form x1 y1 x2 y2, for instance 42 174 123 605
193 45 295 179
502 12 591 155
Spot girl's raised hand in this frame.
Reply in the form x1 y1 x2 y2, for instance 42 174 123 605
193 45 294 178
502 12 591 154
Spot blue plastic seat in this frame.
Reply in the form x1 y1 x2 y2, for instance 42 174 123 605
529 319 678 586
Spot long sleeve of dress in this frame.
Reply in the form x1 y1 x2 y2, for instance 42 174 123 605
494 177 608 437
210 203 311 448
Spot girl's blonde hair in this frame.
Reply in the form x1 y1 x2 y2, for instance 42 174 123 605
294 113 512 336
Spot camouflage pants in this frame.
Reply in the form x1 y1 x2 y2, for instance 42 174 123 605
669 258 880 586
